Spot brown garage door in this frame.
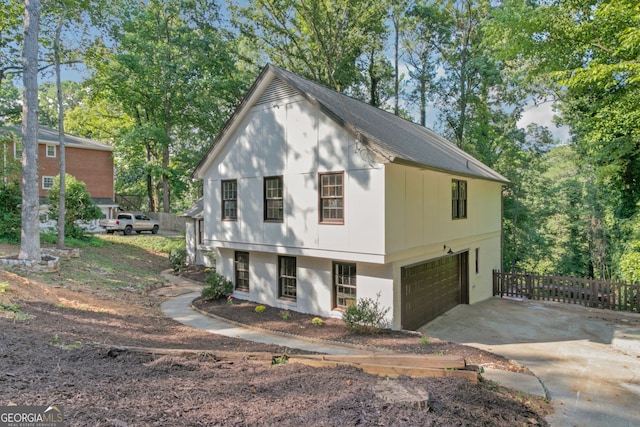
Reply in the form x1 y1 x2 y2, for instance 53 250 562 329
401 252 469 330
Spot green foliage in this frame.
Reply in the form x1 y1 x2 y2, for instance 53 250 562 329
254 305 266 314
169 247 187 272
342 293 390 334
0 180 21 243
619 252 640 284
311 317 323 327
0 282 9 293
201 272 233 301
280 309 290 320
40 231 105 248
47 174 103 240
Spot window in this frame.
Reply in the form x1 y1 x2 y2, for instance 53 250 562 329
46 145 56 158
264 176 283 221
222 180 237 220
319 172 344 223
14 142 22 159
234 251 249 291
452 179 467 219
42 176 55 190
278 256 297 300
333 262 356 308
475 248 480 274
198 219 204 245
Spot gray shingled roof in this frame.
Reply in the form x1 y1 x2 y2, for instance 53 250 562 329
4 125 113 151
181 198 204 218
267 65 508 183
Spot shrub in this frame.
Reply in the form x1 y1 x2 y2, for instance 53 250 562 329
255 305 266 314
0 181 21 243
311 317 323 326
342 293 390 334
169 248 187 272
201 272 233 301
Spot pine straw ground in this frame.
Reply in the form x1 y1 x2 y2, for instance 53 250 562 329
0 256 551 426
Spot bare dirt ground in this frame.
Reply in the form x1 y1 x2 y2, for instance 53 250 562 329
0 242 551 426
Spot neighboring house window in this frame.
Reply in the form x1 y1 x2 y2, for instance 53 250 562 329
319 172 344 223
333 262 356 308
264 176 283 222
452 179 467 219
46 144 56 158
475 248 480 274
198 219 204 245
14 142 22 159
222 180 237 220
234 251 249 291
42 176 55 190
278 256 297 300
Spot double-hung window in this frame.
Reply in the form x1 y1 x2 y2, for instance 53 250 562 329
14 142 22 159
42 176 55 190
46 144 56 158
264 176 283 221
222 180 237 220
333 262 356 309
234 251 249 291
278 256 297 300
319 172 344 223
452 179 467 219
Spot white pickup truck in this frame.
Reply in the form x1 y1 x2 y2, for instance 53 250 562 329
100 213 160 235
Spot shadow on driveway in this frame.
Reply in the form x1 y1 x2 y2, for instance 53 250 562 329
420 298 640 427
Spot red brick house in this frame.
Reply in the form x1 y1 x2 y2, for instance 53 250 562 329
1 125 118 224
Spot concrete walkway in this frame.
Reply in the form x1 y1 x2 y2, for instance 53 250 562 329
421 298 640 427
159 271 546 397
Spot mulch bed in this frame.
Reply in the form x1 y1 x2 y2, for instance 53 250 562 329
0 267 551 426
193 297 531 374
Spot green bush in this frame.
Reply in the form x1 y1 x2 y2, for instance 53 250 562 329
342 293 390 334
169 248 187 272
0 181 21 243
201 272 233 301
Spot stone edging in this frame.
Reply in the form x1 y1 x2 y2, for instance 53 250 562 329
189 302 395 354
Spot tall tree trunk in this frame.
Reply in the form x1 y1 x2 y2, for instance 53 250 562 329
19 0 42 261
55 14 66 249
393 9 401 116
145 140 156 212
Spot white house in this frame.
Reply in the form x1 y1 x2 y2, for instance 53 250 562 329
190 65 509 330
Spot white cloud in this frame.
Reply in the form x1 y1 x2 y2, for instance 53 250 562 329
517 101 571 143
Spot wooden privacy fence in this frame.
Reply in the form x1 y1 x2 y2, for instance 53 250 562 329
493 270 640 313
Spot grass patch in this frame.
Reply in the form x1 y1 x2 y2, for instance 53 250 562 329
0 302 31 320
12 233 182 295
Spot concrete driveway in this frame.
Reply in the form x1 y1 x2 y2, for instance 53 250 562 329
420 298 640 427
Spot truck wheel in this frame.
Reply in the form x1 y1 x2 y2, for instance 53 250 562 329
124 225 133 235
151 225 159 235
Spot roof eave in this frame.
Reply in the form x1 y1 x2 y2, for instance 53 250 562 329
391 158 510 184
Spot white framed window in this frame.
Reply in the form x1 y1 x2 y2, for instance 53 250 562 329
46 144 56 158
42 176 55 190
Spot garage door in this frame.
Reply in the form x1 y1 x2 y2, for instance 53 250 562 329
401 252 469 330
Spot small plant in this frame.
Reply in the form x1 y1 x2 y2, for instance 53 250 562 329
255 305 266 314
169 247 187 272
280 310 290 320
227 295 234 305
201 272 234 301
342 293 390 334
51 334 83 350
272 355 288 365
311 317 323 326
0 281 9 293
419 332 430 345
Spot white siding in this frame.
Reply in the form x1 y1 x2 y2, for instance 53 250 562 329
216 248 394 320
202 95 386 261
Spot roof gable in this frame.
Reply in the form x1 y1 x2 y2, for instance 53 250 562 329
194 64 508 183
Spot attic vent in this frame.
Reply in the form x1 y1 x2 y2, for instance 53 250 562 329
256 77 299 106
